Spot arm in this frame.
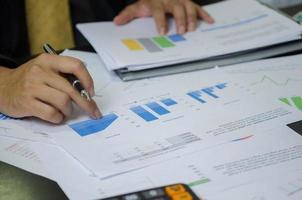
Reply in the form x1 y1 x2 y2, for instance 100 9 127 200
114 0 214 35
0 54 101 123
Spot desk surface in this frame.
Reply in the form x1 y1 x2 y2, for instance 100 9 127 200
1 4 302 200
0 162 68 200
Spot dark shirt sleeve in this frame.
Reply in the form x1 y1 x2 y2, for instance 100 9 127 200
70 0 136 46
0 54 18 68
0 0 30 60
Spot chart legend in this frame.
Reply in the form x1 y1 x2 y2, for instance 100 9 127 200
121 34 186 53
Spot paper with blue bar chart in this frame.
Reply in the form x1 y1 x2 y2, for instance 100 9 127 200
50 67 302 179
1 50 302 200
70 123 302 200
77 0 302 71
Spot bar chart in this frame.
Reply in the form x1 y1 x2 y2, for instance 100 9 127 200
130 98 178 122
160 98 178 106
187 83 227 103
121 34 186 53
69 113 119 136
69 83 227 136
130 106 159 122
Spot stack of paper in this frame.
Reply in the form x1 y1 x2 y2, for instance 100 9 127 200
260 0 302 8
77 0 302 72
1 50 302 200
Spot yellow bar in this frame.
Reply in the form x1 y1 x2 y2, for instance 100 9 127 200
122 39 144 51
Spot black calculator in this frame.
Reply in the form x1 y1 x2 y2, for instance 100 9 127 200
102 183 200 200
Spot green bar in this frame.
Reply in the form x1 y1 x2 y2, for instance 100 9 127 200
188 178 211 187
153 36 175 48
279 98 291 106
291 96 302 110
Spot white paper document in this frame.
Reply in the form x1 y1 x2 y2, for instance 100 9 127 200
92 124 302 199
45 64 302 180
1 50 302 200
29 118 302 200
77 0 302 71
0 136 50 179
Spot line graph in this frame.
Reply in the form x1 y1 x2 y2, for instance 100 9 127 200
279 178 302 197
200 14 268 32
225 63 302 74
250 75 302 87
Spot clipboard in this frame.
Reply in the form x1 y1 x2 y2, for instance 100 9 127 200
116 39 302 81
115 1 302 81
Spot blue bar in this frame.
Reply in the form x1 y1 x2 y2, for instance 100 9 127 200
168 34 186 42
130 106 158 122
187 91 206 103
146 102 170 115
202 87 219 98
69 113 119 137
161 98 177 106
216 83 227 89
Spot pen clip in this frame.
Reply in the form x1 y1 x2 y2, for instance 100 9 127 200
43 43 57 55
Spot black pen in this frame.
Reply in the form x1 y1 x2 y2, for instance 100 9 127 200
43 43 91 101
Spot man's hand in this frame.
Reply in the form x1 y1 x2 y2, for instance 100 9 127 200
0 54 102 124
114 0 214 35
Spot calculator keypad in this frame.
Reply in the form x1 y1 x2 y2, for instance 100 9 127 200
103 183 200 200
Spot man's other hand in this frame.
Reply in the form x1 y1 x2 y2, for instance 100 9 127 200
114 0 214 35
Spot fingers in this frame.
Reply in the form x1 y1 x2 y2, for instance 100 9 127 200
171 3 187 34
197 6 214 24
114 5 137 25
35 85 73 118
171 1 214 33
184 2 198 32
42 70 102 119
114 0 214 35
28 56 102 121
151 3 167 35
35 53 95 96
29 99 64 124
0 55 102 124
160 0 214 34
